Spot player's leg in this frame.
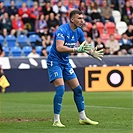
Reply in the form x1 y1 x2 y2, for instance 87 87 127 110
52 78 65 127
64 63 85 118
64 64 85 117
66 78 98 125
47 62 65 127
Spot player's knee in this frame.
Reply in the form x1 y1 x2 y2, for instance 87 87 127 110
73 85 82 95
55 85 65 97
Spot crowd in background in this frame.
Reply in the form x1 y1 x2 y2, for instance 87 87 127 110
0 0 133 57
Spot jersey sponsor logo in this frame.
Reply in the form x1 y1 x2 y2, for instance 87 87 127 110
64 42 76 47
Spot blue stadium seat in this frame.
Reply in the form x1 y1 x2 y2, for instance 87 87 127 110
17 34 29 48
0 35 5 46
5 35 16 48
29 34 41 46
36 46 43 55
22 46 32 56
22 0 28 1
2 46 10 57
3 0 10 7
11 46 22 57
15 0 23 8
26 0 34 8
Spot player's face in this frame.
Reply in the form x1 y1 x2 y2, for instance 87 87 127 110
72 14 84 28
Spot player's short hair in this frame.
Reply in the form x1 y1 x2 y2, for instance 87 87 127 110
70 10 82 19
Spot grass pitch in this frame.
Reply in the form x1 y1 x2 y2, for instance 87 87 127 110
0 91 132 133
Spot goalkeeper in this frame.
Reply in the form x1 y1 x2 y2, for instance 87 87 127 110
47 9 104 127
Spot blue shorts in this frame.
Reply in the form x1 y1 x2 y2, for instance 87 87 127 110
47 61 77 83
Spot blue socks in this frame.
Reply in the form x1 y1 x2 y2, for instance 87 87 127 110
54 85 65 114
73 85 84 112
54 85 84 114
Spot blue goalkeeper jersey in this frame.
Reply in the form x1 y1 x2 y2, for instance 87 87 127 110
47 23 85 64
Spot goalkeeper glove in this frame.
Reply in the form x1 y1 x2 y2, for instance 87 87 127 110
73 44 92 53
85 47 104 61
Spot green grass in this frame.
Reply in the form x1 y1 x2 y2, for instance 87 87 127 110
0 91 132 133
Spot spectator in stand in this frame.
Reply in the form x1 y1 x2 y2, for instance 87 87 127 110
87 1 101 15
40 47 48 57
66 0 78 14
42 1 53 21
0 12 12 37
104 47 110 55
90 1 103 23
119 33 133 55
86 36 95 48
18 2 31 24
53 0 67 15
53 0 68 23
35 14 48 36
105 34 121 55
30 1 42 19
100 0 114 24
27 46 40 58
125 24 133 43
59 11 69 25
81 23 89 38
6 0 18 19
0 0 7 19
121 0 133 25
41 26 53 48
0 43 5 57
78 1 90 22
94 36 110 55
29 0 42 28
110 0 120 11
95 37 106 52
88 22 100 42
12 14 28 36
47 12 59 34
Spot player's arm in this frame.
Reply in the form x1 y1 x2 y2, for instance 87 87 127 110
56 40 92 53
56 40 74 53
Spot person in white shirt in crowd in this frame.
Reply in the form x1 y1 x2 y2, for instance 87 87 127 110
52 0 67 14
105 34 121 55
27 46 40 58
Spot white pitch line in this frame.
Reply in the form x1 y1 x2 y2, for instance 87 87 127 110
1 104 132 110
85 105 132 110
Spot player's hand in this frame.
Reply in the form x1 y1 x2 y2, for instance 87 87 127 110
85 47 104 61
73 43 92 53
